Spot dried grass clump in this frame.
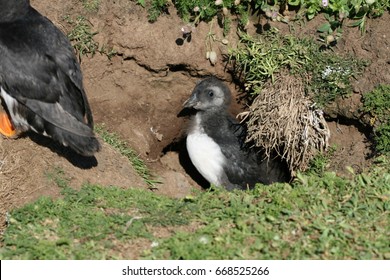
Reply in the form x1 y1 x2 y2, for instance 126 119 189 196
245 73 330 175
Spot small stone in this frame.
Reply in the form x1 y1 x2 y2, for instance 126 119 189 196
222 7 228 16
209 51 217 65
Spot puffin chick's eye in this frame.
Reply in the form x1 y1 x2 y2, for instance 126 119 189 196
208 91 214 97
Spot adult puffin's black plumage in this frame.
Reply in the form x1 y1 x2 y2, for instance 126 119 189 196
184 77 289 191
0 0 100 156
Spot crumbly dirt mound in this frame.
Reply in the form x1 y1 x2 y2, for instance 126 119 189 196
1 1 389 234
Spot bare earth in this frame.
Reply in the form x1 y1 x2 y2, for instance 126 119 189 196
1 0 389 234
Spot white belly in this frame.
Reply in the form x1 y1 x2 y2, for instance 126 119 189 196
186 128 226 186
0 87 29 131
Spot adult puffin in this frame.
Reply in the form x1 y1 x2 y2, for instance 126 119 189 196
183 77 289 191
0 0 100 156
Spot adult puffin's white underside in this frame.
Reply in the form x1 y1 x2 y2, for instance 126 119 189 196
0 86 55 138
0 86 31 132
186 114 227 186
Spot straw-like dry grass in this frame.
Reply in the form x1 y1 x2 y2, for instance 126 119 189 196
245 73 330 175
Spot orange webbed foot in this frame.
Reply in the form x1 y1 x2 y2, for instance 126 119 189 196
0 112 17 137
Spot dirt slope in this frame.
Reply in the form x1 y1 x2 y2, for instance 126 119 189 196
1 0 389 233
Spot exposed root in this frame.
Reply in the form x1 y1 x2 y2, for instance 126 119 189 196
246 73 330 175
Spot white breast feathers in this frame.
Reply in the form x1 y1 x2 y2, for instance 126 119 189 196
186 115 226 186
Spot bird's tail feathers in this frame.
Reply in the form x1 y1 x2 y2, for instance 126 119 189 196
24 101 100 156
50 124 100 156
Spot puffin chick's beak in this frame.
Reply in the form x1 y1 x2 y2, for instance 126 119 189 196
183 92 199 109
0 112 17 138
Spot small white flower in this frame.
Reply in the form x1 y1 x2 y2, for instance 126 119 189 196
322 0 328 7
199 236 209 244
193 6 200 12
151 241 159 247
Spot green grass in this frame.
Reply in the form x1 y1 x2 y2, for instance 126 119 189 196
94 124 161 189
306 145 337 176
362 84 390 154
229 30 367 106
65 15 116 60
82 0 100 13
150 169 389 259
1 157 389 259
0 176 188 259
65 15 99 59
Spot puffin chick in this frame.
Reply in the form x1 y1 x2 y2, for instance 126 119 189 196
183 77 289 191
0 0 100 156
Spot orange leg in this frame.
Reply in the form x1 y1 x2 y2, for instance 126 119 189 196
0 112 17 137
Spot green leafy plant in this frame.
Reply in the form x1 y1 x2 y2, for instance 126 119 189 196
306 145 337 175
288 0 322 20
317 14 343 47
362 84 390 154
147 0 170 22
137 0 146 8
140 0 390 42
349 0 390 33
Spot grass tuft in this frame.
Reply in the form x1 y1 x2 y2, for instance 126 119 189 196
82 0 100 13
94 124 160 189
65 15 116 60
65 15 99 59
229 30 367 106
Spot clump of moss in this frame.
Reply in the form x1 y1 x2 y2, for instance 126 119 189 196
362 84 390 154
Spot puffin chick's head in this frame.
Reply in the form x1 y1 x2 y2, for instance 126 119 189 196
183 77 231 111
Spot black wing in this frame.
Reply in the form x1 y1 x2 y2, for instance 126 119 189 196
203 112 288 187
0 7 94 136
